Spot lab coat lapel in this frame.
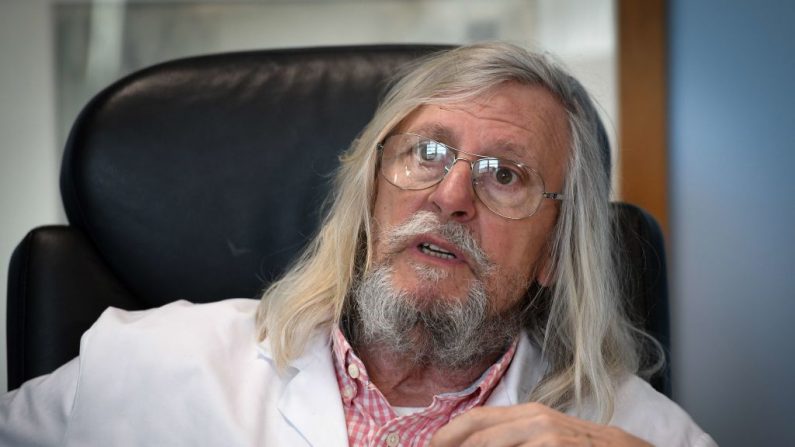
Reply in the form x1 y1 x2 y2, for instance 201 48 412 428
270 333 349 447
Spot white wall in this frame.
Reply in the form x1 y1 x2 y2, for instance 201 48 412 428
0 0 64 392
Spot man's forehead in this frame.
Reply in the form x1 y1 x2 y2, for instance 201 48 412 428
406 121 454 142
403 84 565 130
437 101 539 134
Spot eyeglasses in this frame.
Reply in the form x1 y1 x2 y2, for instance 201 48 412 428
377 133 564 220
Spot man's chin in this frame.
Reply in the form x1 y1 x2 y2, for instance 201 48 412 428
391 278 473 308
388 260 474 295
409 261 450 282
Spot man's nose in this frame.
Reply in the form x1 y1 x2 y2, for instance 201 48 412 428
427 159 477 221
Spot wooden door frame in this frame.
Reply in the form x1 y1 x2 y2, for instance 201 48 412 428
618 0 668 235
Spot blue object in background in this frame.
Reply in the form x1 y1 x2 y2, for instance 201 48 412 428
669 1 795 445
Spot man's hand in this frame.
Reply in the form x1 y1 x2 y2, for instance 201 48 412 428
429 403 653 447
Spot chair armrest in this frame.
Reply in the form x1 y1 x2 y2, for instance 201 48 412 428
7 226 140 390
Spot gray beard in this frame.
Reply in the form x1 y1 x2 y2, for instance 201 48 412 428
346 265 524 370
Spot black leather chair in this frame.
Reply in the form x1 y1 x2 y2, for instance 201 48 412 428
6 45 670 396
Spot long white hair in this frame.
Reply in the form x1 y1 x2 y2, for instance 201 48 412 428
256 42 654 422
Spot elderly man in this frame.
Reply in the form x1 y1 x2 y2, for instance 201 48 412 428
1 43 715 446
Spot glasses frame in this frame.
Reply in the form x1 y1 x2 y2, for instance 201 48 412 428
377 133 564 220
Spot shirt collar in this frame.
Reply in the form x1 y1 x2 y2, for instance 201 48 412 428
330 326 518 407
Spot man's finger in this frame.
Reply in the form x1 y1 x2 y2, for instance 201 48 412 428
456 417 575 447
430 403 576 447
430 406 527 446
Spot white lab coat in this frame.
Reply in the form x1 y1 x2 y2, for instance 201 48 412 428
0 299 716 446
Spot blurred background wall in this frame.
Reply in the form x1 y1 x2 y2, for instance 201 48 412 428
0 0 62 391
668 0 795 445
1 0 793 445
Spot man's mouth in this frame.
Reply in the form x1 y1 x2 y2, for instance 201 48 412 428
419 242 457 260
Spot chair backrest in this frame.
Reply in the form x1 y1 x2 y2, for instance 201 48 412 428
7 45 669 394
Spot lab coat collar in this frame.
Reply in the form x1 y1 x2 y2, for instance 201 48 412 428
485 332 548 406
258 331 350 447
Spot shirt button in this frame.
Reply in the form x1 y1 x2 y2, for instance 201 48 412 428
347 363 360 379
386 432 400 447
342 385 354 399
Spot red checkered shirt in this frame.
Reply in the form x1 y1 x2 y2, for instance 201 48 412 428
331 328 518 447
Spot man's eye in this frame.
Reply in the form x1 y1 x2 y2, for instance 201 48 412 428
494 167 517 185
417 141 445 161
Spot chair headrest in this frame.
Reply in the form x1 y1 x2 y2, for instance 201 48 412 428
61 45 450 305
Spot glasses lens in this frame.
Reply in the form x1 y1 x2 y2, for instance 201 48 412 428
472 158 544 219
380 134 448 189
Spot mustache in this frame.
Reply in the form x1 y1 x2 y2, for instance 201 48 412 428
380 211 495 277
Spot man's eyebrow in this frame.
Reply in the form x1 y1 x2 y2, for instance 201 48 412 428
488 139 534 165
408 123 455 143
406 123 538 166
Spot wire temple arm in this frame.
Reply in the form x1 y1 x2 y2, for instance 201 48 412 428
543 192 564 200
